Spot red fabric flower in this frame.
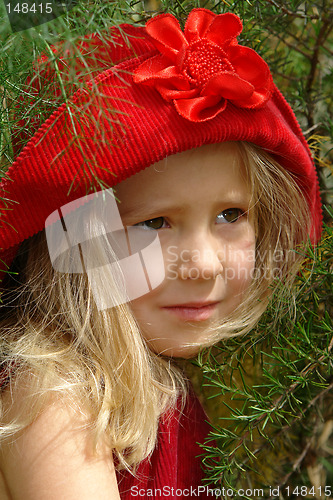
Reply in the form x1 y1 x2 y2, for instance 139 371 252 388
133 9 273 122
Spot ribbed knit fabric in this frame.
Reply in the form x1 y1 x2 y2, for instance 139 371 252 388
116 390 213 499
0 22 322 274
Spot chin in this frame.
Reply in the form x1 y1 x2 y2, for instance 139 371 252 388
147 341 204 359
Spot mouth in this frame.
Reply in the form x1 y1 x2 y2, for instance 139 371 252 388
161 301 220 321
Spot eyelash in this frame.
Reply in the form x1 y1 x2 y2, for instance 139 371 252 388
134 209 245 230
134 217 169 230
216 208 245 224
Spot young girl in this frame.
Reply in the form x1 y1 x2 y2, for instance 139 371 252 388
0 8 322 499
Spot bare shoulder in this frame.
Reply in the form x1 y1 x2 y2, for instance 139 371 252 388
0 387 120 500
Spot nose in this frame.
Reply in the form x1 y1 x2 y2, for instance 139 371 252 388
170 233 224 281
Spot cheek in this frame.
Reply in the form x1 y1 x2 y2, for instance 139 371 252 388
129 295 150 319
223 233 256 289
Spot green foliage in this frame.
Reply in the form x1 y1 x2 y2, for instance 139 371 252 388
196 213 333 497
0 1 149 175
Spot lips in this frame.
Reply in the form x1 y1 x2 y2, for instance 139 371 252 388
162 301 220 321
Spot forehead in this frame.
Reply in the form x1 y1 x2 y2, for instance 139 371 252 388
115 142 250 212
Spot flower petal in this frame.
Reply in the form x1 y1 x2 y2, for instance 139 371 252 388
231 89 272 109
206 13 243 47
145 13 188 61
228 46 273 89
134 55 185 84
174 95 226 122
202 72 254 101
184 8 216 42
156 85 198 101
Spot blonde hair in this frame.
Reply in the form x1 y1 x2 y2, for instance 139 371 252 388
0 142 310 469
225 142 310 327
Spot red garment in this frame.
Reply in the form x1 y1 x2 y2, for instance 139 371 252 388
116 392 213 499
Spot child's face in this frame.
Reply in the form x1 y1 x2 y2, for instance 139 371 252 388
116 142 256 357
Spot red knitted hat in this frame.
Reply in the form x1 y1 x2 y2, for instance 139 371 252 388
0 9 322 275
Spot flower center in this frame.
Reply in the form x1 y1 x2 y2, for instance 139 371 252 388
184 40 233 87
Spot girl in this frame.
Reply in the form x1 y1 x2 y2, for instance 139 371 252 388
0 8 322 499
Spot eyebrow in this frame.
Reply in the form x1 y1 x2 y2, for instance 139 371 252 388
118 202 185 222
118 194 251 222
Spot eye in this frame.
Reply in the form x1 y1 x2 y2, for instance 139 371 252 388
134 216 168 230
216 208 244 224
